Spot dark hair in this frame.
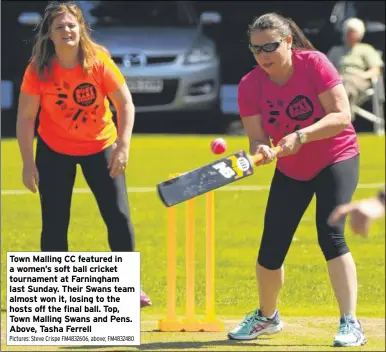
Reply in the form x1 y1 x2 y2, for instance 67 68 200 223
248 12 315 51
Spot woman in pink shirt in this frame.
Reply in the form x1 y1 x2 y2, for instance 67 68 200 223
227 13 364 347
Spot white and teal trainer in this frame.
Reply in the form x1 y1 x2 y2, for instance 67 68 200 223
228 309 283 340
333 314 367 347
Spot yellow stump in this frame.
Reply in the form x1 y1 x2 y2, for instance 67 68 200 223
181 198 201 331
158 182 180 331
158 188 223 332
201 191 224 331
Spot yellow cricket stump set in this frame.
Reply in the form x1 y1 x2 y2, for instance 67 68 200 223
158 174 224 332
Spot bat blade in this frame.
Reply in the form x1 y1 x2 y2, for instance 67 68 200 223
157 150 254 207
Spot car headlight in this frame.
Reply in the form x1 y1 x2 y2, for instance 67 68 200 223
184 45 216 65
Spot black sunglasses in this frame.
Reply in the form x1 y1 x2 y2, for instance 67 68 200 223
249 36 288 54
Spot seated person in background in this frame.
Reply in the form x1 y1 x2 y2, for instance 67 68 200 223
327 18 384 120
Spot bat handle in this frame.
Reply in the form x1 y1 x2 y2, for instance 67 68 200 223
249 146 282 166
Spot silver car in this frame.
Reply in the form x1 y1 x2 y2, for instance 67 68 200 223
77 1 222 114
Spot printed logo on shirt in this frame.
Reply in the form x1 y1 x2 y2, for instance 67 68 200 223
52 81 100 131
285 95 314 121
73 83 97 107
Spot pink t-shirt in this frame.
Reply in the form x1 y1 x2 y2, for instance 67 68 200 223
238 50 359 181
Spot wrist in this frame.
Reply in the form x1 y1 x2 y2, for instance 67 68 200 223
22 157 35 167
116 138 130 149
295 130 307 144
251 139 270 146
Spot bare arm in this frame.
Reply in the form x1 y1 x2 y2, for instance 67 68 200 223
363 66 381 80
347 66 382 80
16 92 40 166
241 114 271 155
301 84 351 143
362 46 383 80
16 92 40 193
107 83 135 177
108 83 135 150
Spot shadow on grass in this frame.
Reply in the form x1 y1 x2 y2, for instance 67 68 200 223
60 338 332 351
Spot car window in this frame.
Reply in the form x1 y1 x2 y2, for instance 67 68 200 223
78 1 197 27
350 1 385 24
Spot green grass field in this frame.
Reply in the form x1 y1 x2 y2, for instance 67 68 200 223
1 134 385 351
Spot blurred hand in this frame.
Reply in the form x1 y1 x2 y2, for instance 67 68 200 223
22 162 39 193
108 142 129 178
328 197 385 237
277 132 302 158
254 144 277 166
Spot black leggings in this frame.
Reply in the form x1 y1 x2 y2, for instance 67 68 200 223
258 155 359 270
36 137 135 252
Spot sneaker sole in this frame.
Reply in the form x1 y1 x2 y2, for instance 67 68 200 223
228 322 283 340
333 337 367 347
140 301 152 308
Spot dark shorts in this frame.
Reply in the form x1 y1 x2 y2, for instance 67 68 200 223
258 155 359 269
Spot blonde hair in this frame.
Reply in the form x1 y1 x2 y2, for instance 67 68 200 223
343 17 366 40
30 1 110 80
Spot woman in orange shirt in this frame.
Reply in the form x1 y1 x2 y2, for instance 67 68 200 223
16 1 151 308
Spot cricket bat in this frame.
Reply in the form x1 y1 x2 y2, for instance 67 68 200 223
157 146 281 207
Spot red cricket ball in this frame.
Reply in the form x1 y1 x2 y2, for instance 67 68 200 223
210 138 227 155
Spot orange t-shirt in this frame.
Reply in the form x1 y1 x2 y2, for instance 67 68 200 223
21 51 125 156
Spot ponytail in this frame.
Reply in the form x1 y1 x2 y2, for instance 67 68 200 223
286 18 315 50
249 13 316 51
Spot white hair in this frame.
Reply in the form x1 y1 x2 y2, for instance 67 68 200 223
343 18 366 40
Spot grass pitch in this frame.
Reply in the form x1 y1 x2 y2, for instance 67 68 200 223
1 134 385 351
